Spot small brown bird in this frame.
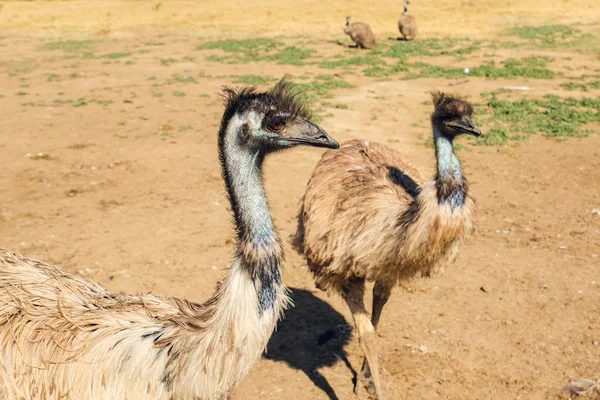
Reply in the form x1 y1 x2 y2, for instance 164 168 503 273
295 92 481 399
344 16 376 49
0 79 339 400
398 0 418 40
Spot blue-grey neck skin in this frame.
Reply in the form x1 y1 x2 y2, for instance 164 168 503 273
221 111 282 313
433 125 465 208
403 1 408 12
223 112 274 244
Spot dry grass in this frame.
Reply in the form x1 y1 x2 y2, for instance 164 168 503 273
1 0 599 37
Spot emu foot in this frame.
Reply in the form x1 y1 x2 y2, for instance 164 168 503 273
353 359 378 399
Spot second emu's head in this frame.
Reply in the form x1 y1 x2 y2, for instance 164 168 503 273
431 92 481 139
219 78 339 155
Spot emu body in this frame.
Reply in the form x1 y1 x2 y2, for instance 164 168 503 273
398 0 418 40
344 16 376 49
0 251 278 400
0 79 338 400
296 93 480 399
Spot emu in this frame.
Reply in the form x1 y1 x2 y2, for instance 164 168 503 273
295 92 480 399
344 16 376 49
398 0 418 40
0 79 339 400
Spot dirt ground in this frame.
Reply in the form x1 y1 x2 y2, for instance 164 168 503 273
0 1 599 399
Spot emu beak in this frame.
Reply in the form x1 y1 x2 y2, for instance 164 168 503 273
446 116 482 137
282 118 339 149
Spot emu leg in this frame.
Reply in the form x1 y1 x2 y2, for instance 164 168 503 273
359 281 393 393
342 277 384 400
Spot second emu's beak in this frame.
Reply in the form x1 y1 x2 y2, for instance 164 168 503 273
446 116 482 137
282 118 339 149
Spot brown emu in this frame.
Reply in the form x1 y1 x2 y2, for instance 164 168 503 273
295 92 480 399
398 0 418 40
0 79 338 400
344 16 376 49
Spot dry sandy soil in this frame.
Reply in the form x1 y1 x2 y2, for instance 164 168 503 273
0 1 599 399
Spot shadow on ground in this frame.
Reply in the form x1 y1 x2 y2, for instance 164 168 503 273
264 288 354 400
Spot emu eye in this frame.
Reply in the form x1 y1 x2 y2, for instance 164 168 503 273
268 121 285 132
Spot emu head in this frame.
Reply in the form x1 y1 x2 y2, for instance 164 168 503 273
345 16 351 26
431 92 481 138
219 78 339 155
403 0 409 12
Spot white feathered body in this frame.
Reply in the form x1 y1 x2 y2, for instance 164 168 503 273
0 250 285 400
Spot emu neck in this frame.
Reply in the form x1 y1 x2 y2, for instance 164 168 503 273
433 126 465 208
220 112 283 312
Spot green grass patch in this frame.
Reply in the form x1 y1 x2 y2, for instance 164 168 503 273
52 97 112 107
560 80 600 91
172 91 186 97
504 24 597 52
261 46 314 65
290 75 354 105
320 52 385 69
103 52 131 59
160 58 177 65
200 39 313 65
232 75 274 85
197 38 280 53
504 25 577 41
38 40 95 52
405 63 465 79
169 74 197 84
469 56 554 79
478 92 600 140
385 37 477 59
473 126 510 146
402 56 554 80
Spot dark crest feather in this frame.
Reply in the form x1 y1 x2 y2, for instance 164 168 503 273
431 91 473 118
268 77 312 119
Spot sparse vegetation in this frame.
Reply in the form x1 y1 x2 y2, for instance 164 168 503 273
38 40 95 52
197 38 280 53
478 92 600 141
504 24 598 52
198 39 313 65
169 74 197 84
232 75 274 85
103 52 131 59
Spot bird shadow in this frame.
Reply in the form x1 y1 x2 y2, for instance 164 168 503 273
335 40 361 49
264 287 354 400
387 36 408 41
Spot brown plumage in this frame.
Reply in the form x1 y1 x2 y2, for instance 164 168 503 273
398 0 418 40
0 79 339 400
295 92 481 399
344 16 376 49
